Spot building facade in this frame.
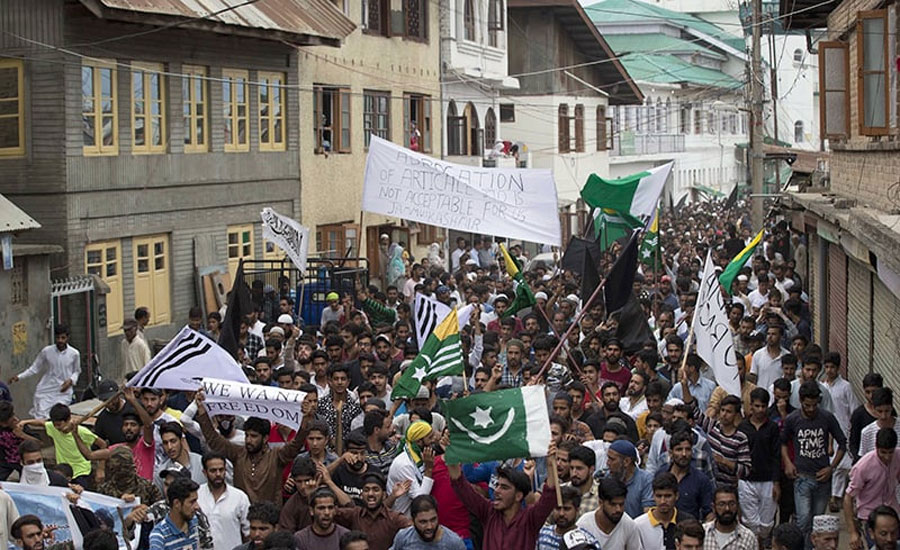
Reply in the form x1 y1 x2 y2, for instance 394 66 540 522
0 0 353 379
780 0 900 392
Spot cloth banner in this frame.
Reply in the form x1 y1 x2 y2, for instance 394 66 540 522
201 378 308 430
127 327 250 391
363 136 561 246
692 251 741 396
0 482 139 550
260 207 310 272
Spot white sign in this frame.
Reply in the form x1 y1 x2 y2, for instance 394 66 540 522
261 207 310 272
363 136 562 246
201 377 308 430
692 251 741 397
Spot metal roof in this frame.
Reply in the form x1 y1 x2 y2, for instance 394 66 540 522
508 0 643 105
603 34 724 59
78 0 356 46
0 193 40 234
617 53 743 89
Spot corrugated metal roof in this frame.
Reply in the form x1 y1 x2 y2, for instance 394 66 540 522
617 52 743 89
80 0 355 45
0 194 40 233
603 34 721 57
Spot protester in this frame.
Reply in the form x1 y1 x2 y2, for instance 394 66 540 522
197 452 250 550
8 325 80 419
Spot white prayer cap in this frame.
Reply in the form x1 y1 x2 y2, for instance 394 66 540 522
277 314 294 324
665 398 684 407
811 515 840 534
737 275 749 282
269 326 285 337
534 291 548 301
565 293 579 303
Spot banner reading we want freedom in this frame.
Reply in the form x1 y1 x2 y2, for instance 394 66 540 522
363 136 561 246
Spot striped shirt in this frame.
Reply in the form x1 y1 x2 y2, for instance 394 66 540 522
693 405 751 487
149 515 200 550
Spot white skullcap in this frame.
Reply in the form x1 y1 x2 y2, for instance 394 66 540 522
811 515 840 534
534 291 548 301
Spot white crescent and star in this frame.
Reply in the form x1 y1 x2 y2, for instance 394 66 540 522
470 406 494 429
412 367 427 381
451 407 516 445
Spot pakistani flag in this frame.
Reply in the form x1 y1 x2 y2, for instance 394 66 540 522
499 244 535 317
392 308 464 400
718 228 764 295
444 386 551 464
639 208 660 270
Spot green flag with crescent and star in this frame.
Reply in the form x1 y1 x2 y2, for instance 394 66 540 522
391 308 464 400
639 207 660 270
444 385 551 464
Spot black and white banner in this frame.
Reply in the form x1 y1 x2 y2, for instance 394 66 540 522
413 293 474 347
260 207 310 272
127 327 250 391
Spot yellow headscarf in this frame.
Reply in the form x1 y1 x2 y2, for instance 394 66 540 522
404 420 433 471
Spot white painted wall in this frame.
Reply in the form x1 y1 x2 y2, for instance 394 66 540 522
766 34 819 149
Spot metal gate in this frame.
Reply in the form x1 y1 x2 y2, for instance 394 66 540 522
827 243 847 362
846 258 872 390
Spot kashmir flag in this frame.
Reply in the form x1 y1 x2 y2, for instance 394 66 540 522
444 385 551 464
718 228 764 295
499 243 535 317
392 308 464 400
639 208 660 270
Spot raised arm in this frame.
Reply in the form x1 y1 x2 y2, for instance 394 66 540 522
193 392 242 462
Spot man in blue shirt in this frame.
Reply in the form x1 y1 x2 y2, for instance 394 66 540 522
667 354 717 412
667 430 713 521
605 439 653 519
149 477 201 550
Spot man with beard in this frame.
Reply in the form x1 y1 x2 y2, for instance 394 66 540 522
701 486 756 550
737 388 782 547
195 392 311 504
866 506 899 550
295 488 349 549
620 372 648 420
575 477 641 550
92 380 129 444
197 452 249 550
363 409 399 478
500 339 526 387
585 382 639 442
658 336 684 387
149 477 202 550
232 501 280 550
667 430 713 520
328 471 411 550
606 439 653 518
278 457 318 532
138 388 179 465
563 446 599 517
599 338 631 394
154 422 205 490
390 495 465 549
537 487 599 550
328 431 370 505
552 393 593 443
634 472 683 550
10 515 67 550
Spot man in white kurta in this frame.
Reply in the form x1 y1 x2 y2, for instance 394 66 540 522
9 325 80 418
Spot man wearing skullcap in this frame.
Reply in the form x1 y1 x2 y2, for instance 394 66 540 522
809 515 840 550
606 439 653 518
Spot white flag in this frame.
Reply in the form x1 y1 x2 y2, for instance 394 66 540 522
200 378 308 431
691 251 741 397
260 207 310 272
127 327 250 391
413 293 473 347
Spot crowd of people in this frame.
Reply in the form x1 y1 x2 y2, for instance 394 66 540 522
2 199 899 550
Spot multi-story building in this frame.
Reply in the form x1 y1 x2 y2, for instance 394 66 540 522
0 0 353 379
586 0 749 202
780 0 900 390
296 0 442 285
501 0 643 240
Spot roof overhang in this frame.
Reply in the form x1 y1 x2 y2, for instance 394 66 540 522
0 194 40 234
508 0 643 105
778 0 832 30
77 0 356 47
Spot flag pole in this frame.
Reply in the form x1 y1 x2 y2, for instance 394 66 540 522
546 450 563 506
74 390 123 426
537 304 602 407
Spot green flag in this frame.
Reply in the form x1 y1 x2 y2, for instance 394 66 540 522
639 208 660 270
592 208 638 250
499 244 535 317
718 229 764 295
581 163 672 222
444 386 551 464
391 308 464 400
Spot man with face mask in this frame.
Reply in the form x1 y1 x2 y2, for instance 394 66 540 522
701 486 756 550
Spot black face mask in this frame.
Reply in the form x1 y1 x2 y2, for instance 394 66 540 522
218 419 233 436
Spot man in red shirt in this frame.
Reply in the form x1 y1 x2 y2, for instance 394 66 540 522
599 338 632 394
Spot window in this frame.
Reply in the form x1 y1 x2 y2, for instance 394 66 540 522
574 104 584 152
85 240 123 332
707 111 716 134
182 65 207 153
404 0 427 40
463 102 481 156
131 62 166 154
693 107 703 134
857 10 889 135
499 103 515 122
793 48 803 64
634 105 643 133
259 72 286 151
819 41 849 139
133 234 170 326
680 103 691 134
464 0 476 41
10 264 26 305
362 0 388 35
363 90 390 147
611 105 620 137
485 107 497 150
447 100 463 155
314 86 351 153
0 59 24 156
488 0 504 47
403 93 432 152
223 69 249 152
558 104 571 153
227 224 254 280
596 105 607 151
794 120 804 143
82 60 118 155
663 98 671 133
316 223 358 259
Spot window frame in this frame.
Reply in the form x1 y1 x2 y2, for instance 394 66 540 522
182 64 208 153
85 240 123 332
596 105 607 152
316 223 359 260
404 0 428 41
856 10 890 136
558 104 571 153
363 89 391 148
133 234 171 326
222 69 250 152
403 93 432 153
484 107 497 151
226 224 255 280
83 59 119 156
464 0 476 42
0 58 25 157
488 0 504 47
362 0 389 36
499 103 515 122
818 41 850 140
130 61 166 154
574 104 585 152
258 71 286 151
313 85 352 154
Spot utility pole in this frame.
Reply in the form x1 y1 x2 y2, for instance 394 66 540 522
750 0 764 228
768 19 781 192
